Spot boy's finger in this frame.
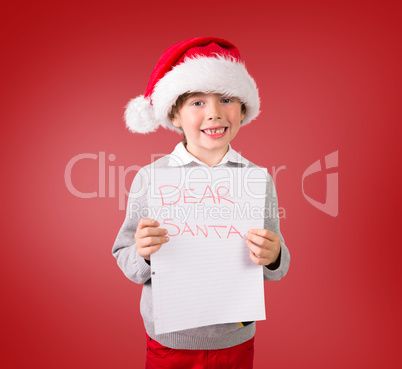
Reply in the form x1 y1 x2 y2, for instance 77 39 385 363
144 236 170 246
246 239 268 258
140 227 168 237
248 228 279 242
138 218 160 229
148 244 163 255
249 250 270 266
140 244 163 260
246 232 269 247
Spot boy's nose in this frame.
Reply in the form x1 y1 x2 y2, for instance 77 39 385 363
208 113 222 121
207 102 222 121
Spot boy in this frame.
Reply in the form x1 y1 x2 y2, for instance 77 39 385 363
113 37 290 369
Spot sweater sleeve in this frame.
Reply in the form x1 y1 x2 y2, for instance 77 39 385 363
262 174 290 281
112 168 152 284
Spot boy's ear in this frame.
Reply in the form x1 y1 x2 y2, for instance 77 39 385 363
241 110 246 122
171 116 181 128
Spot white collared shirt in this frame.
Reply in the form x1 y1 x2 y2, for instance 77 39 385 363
167 142 249 168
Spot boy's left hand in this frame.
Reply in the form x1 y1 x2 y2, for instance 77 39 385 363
246 229 281 266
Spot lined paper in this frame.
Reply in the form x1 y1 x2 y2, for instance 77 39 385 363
148 167 267 335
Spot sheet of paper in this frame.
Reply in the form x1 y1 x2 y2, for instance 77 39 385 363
148 166 267 335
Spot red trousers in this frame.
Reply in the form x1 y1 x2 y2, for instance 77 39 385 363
145 334 254 369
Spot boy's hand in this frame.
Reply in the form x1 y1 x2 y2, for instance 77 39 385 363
135 218 169 261
246 229 281 266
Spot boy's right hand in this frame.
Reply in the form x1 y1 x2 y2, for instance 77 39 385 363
135 218 169 261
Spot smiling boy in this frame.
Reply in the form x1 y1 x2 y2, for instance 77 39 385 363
113 37 290 369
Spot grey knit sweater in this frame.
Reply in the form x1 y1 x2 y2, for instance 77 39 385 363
112 143 290 350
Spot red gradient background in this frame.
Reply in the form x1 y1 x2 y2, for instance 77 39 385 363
1 1 401 368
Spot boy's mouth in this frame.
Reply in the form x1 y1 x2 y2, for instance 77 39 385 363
200 127 228 137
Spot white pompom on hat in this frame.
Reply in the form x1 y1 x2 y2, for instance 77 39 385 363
124 37 260 134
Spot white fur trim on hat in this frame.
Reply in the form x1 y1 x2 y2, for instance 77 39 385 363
124 56 260 134
152 55 260 131
124 95 160 134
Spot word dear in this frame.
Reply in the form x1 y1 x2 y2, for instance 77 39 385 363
159 185 234 206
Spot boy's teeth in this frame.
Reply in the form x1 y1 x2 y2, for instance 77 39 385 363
204 128 225 134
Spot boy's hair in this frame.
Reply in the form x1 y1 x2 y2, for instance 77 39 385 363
168 93 197 145
168 93 198 121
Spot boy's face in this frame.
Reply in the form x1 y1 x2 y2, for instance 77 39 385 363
171 93 245 165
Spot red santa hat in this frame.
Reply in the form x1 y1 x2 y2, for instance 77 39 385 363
124 37 260 134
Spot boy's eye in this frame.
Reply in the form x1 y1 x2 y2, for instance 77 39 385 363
192 101 203 106
221 98 232 104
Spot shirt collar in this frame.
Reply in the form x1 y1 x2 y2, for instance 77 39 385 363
167 142 249 167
